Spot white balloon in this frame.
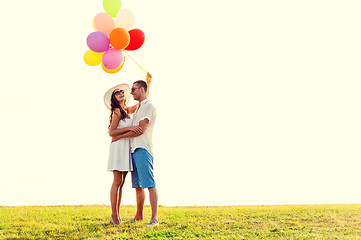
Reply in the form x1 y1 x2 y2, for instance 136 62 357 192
115 9 135 31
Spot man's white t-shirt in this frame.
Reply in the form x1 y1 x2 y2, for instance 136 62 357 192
131 98 156 156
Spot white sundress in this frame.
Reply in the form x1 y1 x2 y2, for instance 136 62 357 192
107 118 133 172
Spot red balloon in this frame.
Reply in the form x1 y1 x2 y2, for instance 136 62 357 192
125 29 145 51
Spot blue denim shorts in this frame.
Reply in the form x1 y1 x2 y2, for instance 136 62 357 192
131 148 156 189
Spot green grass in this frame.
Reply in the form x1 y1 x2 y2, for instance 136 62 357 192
1 204 361 239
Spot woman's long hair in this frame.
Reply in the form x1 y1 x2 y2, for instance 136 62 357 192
108 91 129 128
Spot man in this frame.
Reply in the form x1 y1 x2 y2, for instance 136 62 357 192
111 76 159 227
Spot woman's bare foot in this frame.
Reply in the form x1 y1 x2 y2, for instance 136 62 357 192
110 215 120 225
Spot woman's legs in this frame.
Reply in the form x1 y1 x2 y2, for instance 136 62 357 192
116 172 128 219
110 171 127 224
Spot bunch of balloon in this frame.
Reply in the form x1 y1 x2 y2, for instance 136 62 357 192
83 0 146 74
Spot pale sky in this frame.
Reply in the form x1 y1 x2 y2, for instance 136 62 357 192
0 0 360 206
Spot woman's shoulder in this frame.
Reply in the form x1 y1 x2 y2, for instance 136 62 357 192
112 108 121 115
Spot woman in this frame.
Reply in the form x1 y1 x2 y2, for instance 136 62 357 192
104 83 142 225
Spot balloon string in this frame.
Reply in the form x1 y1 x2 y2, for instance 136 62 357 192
124 51 147 73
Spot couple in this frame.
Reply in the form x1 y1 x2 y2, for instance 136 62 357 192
104 73 158 227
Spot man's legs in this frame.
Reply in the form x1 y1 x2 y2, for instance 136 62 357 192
134 187 145 220
149 187 158 222
131 148 158 223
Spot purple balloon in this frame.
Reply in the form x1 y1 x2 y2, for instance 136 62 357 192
102 48 124 69
86 31 110 52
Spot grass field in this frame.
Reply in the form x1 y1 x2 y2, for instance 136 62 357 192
0 204 361 239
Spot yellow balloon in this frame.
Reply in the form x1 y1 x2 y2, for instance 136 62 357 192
84 50 104 66
92 18 96 31
102 60 125 73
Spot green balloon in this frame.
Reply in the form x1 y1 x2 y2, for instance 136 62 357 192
103 0 122 17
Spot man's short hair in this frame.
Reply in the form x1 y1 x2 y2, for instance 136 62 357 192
134 80 148 93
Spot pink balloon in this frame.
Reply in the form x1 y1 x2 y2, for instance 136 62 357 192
93 12 115 36
86 31 110 53
102 48 124 69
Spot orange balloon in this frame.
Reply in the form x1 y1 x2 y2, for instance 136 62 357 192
102 60 125 73
110 28 130 49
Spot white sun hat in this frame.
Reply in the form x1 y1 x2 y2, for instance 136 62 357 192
104 83 131 110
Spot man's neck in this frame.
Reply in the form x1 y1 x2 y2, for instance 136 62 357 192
138 96 147 104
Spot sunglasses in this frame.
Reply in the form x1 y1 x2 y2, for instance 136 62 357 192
114 90 124 96
131 87 141 92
